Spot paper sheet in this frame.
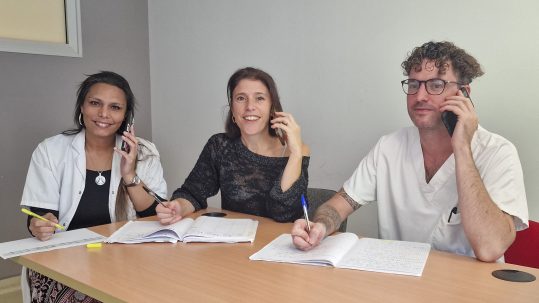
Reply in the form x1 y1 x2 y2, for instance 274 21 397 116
336 238 430 276
249 233 358 266
0 228 106 259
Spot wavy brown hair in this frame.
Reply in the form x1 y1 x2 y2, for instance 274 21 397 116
401 41 484 84
225 67 283 138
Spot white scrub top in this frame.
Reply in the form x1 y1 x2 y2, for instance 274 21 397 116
343 126 528 258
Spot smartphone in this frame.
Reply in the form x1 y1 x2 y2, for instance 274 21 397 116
441 87 470 136
270 107 287 146
121 113 134 152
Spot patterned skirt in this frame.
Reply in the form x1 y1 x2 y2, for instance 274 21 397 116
27 269 101 303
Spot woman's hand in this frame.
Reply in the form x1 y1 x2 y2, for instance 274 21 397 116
156 200 184 225
270 112 303 157
114 125 139 181
29 213 59 241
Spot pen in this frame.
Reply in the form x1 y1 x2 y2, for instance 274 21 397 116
448 206 458 223
301 194 311 232
21 208 65 230
142 185 167 207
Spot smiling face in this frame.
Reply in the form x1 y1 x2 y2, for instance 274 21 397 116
406 60 461 131
80 83 127 140
231 79 272 137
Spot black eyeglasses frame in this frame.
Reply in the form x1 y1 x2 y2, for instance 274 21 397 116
401 78 465 95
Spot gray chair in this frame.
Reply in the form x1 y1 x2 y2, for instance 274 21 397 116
306 188 347 232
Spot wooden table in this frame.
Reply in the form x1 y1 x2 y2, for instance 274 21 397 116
14 209 539 302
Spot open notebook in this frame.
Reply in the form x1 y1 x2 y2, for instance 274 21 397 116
250 233 431 276
106 216 258 244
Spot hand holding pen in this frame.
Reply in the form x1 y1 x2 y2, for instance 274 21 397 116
141 186 183 224
301 194 311 232
22 208 64 241
155 199 185 225
290 195 326 251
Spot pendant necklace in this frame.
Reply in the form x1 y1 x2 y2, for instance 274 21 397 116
86 147 110 186
95 171 106 186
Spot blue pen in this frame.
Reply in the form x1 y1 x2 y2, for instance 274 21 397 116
301 194 311 232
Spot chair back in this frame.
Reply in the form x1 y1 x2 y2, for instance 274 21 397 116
306 188 347 232
504 220 539 268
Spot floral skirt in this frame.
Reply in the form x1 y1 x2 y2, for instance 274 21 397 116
27 269 101 303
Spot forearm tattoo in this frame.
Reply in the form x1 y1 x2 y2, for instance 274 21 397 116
338 187 360 210
314 204 342 235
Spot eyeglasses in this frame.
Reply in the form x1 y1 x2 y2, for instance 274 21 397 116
401 78 464 95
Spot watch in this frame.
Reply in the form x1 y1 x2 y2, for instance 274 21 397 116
123 175 141 187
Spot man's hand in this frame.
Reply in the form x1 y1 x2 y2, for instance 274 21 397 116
291 219 327 251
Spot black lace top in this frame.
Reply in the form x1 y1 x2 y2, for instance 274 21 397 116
172 133 310 222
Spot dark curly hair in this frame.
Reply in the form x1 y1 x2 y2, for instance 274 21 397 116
402 41 484 84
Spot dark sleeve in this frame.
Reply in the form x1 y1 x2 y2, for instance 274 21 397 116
136 201 158 218
267 156 310 222
171 135 221 211
26 207 59 235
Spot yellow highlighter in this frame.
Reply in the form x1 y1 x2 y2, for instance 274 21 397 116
86 243 102 248
21 208 65 230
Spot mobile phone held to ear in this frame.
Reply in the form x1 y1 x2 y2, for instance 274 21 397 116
275 128 287 146
441 110 458 137
121 114 134 153
460 86 471 99
271 108 287 146
441 87 470 137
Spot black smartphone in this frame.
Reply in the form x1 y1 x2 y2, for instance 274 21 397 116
441 87 469 136
201 212 227 217
121 113 134 152
271 107 287 146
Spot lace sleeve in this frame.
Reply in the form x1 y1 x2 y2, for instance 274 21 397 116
170 135 222 210
267 157 310 222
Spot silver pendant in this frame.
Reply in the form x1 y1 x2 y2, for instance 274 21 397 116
95 172 106 186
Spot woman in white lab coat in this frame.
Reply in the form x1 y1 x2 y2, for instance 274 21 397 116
20 71 167 303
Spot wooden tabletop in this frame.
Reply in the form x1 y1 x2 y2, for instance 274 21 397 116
14 209 539 302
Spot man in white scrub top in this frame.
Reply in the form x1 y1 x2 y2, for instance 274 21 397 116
291 41 529 262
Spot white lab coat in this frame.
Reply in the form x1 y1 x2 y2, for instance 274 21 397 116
21 130 167 227
20 130 167 302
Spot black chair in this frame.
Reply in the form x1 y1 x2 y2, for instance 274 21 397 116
306 188 347 232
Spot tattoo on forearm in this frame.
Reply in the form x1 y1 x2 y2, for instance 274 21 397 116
314 204 342 235
338 187 360 210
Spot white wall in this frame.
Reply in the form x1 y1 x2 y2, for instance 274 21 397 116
149 0 539 237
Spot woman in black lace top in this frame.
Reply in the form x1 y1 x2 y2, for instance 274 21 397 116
157 67 310 222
